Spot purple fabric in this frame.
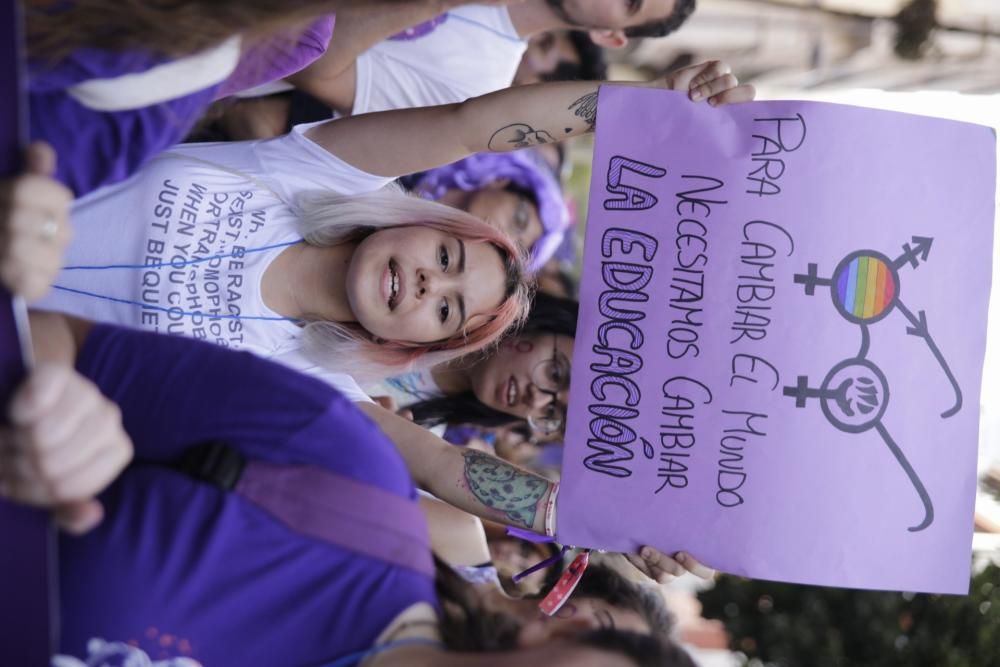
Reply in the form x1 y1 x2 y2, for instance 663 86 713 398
410 151 571 270
237 460 434 577
60 325 436 666
0 6 59 664
29 49 222 196
390 13 449 40
28 16 335 197
0 505 56 665
538 442 565 467
442 423 482 445
0 5 28 407
0 7 25 176
215 15 336 99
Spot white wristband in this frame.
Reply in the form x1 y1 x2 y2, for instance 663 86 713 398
544 483 560 537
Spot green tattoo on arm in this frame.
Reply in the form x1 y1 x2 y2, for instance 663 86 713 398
462 450 551 530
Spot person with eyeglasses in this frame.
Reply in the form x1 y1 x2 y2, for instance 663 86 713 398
368 292 576 440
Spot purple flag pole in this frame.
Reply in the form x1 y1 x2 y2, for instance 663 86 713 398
0 0 59 663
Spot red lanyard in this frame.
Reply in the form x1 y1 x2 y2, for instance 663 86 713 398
539 550 591 616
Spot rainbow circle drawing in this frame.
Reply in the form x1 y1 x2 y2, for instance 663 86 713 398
831 251 899 324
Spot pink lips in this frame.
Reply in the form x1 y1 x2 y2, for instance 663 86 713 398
383 259 405 311
381 264 393 307
501 375 518 408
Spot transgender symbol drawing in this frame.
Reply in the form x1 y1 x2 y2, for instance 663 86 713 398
783 236 961 532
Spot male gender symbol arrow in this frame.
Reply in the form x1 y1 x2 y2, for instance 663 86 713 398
893 236 934 270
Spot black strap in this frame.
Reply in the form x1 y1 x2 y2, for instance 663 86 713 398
165 441 246 491
143 442 436 576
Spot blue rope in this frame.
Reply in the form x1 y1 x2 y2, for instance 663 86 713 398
50 285 299 322
55 239 304 322
63 239 302 271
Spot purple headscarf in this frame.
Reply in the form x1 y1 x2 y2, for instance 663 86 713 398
410 151 571 271
217 15 336 98
390 13 449 40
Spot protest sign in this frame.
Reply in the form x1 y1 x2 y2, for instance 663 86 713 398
0 2 58 662
557 86 995 594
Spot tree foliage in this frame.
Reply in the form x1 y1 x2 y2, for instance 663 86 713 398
698 563 1000 666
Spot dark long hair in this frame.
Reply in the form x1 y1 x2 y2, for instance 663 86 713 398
624 0 696 38
408 293 579 429
26 0 340 61
435 556 695 666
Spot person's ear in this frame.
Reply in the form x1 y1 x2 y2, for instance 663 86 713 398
588 29 628 49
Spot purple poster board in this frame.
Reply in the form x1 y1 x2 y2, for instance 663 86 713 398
0 0 58 662
557 86 995 594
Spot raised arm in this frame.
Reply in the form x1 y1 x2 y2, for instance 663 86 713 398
360 402 721 586
419 495 492 567
361 403 556 535
287 0 507 114
305 60 755 178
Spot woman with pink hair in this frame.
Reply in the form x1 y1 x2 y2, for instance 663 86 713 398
37 60 753 401
38 115 534 398
4 64 750 622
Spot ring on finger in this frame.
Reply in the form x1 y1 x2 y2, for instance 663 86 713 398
40 213 59 241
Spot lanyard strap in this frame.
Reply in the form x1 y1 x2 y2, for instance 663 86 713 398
235 460 435 578
160 442 435 578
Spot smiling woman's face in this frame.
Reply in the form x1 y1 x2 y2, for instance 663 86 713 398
345 225 508 344
468 332 575 421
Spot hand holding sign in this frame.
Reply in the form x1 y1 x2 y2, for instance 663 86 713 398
660 60 756 107
622 547 715 584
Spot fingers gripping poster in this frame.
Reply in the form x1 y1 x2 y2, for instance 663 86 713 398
557 87 996 594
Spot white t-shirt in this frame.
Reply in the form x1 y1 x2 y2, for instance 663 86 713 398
40 123 392 402
367 369 447 436
353 5 527 115
367 368 445 409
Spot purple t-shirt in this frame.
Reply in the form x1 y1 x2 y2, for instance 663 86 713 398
29 17 335 197
29 48 218 196
57 324 436 666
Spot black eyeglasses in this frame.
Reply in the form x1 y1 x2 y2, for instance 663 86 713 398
527 334 570 436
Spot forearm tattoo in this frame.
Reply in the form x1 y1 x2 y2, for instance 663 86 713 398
487 123 556 151
568 91 598 132
462 450 550 529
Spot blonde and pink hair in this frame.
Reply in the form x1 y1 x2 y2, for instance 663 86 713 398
297 188 533 381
